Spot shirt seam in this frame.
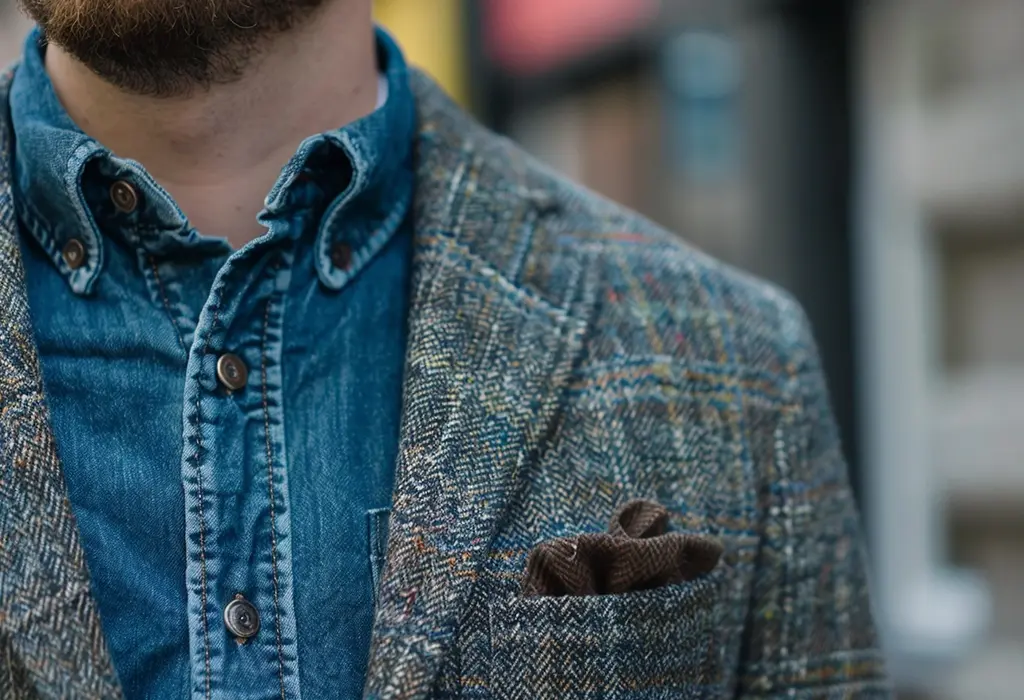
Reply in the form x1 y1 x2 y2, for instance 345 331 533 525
261 292 288 700
193 303 219 700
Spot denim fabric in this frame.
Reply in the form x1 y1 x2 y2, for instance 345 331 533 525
10 26 414 700
1 64 888 699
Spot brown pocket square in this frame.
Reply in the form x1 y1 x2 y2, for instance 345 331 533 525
521 499 723 597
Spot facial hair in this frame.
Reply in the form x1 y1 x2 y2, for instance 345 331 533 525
19 0 330 97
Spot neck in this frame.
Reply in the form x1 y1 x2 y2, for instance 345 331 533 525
44 2 378 248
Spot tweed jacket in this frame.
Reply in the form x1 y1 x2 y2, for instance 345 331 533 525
0 63 888 699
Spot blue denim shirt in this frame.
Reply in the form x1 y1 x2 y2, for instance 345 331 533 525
10 27 414 700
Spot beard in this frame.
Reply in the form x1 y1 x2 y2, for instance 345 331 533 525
19 0 329 97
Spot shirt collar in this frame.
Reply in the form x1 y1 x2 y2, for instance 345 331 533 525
10 26 415 294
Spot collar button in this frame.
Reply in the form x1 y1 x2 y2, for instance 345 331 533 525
61 239 87 270
110 180 139 213
330 242 352 271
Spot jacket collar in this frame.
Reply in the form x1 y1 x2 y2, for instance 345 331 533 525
0 64 593 699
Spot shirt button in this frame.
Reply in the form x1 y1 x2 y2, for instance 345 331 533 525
61 238 87 270
223 594 260 641
330 242 352 270
216 353 249 391
110 180 139 213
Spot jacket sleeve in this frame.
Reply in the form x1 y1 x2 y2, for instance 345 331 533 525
734 300 891 699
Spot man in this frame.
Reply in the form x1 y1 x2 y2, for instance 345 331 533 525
0 0 888 698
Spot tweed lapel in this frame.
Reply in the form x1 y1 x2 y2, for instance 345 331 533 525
0 67 124 698
362 73 591 700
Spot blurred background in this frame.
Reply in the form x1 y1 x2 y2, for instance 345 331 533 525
3 0 1023 697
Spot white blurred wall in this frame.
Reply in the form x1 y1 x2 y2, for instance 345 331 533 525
1 4 30 65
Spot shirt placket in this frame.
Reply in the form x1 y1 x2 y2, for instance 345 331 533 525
181 241 302 700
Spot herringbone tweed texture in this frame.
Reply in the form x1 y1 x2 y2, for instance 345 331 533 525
0 63 890 699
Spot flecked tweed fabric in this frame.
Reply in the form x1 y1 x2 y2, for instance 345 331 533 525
0 63 890 699
521 499 723 596
0 65 123 700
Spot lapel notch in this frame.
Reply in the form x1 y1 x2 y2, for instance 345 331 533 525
363 73 594 699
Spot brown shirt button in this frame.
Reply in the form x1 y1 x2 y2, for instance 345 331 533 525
216 353 248 391
110 180 139 213
62 238 87 270
330 242 352 270
223 594 260 641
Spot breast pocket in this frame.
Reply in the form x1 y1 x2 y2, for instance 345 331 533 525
488 572 724 700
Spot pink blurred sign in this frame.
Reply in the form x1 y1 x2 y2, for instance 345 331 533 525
484 0 660 76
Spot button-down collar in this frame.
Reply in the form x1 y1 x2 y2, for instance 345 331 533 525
10 26 415 295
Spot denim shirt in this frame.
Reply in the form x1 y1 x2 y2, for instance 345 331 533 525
10 27 414 700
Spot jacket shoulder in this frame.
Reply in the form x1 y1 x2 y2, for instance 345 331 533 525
507 148 811 383
410 70 813 382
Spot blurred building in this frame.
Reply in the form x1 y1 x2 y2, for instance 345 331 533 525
2 1 1023 698
859 1 1024 698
